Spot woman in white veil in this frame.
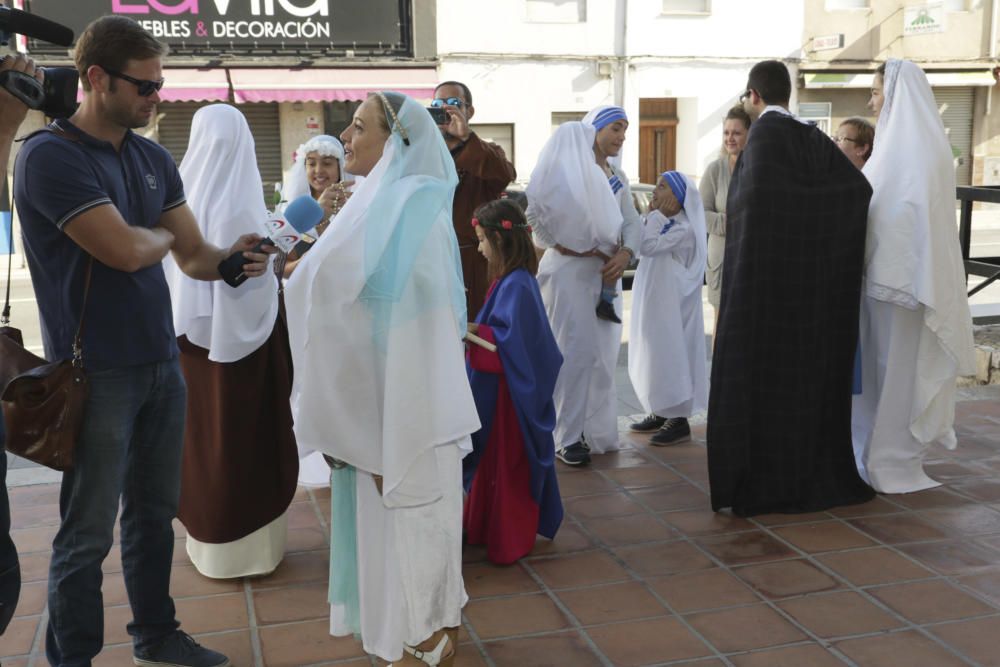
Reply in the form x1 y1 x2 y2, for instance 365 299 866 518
851 59 976 493
163 103 298 578
281 135 352 487
285 92 478 666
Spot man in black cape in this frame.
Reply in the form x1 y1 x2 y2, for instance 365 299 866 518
707 60 875 516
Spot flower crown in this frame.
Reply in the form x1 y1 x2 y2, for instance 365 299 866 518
471 217 531 232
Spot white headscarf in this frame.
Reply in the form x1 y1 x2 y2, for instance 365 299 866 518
662 170 708 297
163 104 278 363
525 121 623 253
862 59 975 377
285 93 479 509
582 104 627 171
281 134 347 203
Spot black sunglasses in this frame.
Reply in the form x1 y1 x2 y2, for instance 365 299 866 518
738 89 752 104
102 67 164 97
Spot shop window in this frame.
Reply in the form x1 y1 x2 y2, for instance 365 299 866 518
551 111 586 133
662 0 711 14
798 102 832 135
525 0 586 23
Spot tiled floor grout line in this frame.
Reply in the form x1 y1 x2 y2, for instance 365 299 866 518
574 465 740 666
516 557 617 667
26 602 47 665
243 578 266 667
750 512 986 667
457 610 497 667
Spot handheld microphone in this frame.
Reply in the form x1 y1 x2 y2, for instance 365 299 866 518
218 196 325 288
0 7 74 46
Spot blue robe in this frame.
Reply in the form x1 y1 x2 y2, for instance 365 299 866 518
465 268 564 539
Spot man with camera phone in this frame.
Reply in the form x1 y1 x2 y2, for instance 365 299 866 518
431 81 516 316
13 15 270 667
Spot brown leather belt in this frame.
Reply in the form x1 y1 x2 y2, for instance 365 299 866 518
554 244 612 263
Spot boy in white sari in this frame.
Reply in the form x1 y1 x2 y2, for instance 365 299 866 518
628 171 708 446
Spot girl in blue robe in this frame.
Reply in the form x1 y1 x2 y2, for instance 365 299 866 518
464 199 564 564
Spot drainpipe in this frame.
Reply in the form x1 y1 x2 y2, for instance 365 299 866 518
614 0 628 107
988 0 998 115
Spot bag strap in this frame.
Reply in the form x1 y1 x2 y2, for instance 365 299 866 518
2 173 13 326
5 121 93 365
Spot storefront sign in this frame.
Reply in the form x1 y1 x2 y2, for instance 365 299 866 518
903 3 946 36
24 0 412 55
812 34 844 52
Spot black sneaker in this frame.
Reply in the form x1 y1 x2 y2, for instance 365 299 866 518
630 414 666 433
595 300 622 324
556 442 592 466
133 631 231 667
649 418 691 447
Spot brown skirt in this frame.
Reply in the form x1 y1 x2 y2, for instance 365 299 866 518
176 310 298 544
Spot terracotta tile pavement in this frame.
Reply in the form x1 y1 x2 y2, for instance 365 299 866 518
4 400 1000 665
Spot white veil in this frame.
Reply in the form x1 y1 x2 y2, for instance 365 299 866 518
668 172 708 297
285 93 479 509
281 134 347 203
862 59 975 379
163 104 278 363
525 121 622 253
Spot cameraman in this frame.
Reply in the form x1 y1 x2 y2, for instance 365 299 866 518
0 50 40 637
13 16 269 667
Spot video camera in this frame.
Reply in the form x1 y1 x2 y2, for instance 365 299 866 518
0 6 77 118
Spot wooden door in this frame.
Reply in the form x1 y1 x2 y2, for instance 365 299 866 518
639 98 678 185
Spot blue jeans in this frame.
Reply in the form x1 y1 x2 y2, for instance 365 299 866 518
46 360 187 667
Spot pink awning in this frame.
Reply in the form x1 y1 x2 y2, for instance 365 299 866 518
229 68 438 103
161 69 230 102
75 68 230 103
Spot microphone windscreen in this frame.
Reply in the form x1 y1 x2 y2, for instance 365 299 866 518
1 8 74 46
283 196 325 234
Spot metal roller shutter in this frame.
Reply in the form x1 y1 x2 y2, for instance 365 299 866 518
156 101 283 200
933 87 974 186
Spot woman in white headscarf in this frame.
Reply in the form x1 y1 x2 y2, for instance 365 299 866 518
628 171 708 446
281 135 352 487
163 103 298 578
285 91 478 666
851 59 976 493
527 105 641 466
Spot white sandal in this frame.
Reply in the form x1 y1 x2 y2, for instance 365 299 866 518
402 633 454 666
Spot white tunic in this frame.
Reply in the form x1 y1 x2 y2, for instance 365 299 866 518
530 164 641 453
851 59 976 493
628 208 708 418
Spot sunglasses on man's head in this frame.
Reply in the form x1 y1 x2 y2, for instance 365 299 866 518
102 67 165 97
431 97 466 109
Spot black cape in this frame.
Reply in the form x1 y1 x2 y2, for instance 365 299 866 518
707 112 875 516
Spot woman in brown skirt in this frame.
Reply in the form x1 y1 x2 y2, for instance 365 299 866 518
163 103 298 578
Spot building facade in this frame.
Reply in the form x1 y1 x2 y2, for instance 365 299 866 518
15 0 439 195
799 0 1000 187
437 0 804 184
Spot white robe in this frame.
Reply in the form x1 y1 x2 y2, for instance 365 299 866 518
331 442 467 659
530 164 641 453
851 60 976 493
285 96 478 662
628 209 708 418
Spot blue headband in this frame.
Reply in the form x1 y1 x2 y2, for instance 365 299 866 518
591 106 628 131
661 171 687 207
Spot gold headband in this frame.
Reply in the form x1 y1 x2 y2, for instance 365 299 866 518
375 92 410 146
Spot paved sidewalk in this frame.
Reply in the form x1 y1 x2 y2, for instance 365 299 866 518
3 395 1000 666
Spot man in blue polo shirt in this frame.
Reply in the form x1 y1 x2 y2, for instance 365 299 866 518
13 16 270 667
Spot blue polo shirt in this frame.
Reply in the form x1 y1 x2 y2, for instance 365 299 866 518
14 119 185 371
